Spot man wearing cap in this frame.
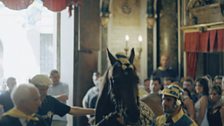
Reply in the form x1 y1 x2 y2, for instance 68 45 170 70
155 84 198 126
29 74 95 126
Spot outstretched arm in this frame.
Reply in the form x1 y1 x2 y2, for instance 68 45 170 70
68 106 95 116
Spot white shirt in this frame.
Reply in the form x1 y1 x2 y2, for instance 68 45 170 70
47 82 69 122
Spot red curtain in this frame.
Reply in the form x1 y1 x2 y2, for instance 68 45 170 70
198 31 209 52
185 29 224 53
184 29 224 78
217 29 224 52
0 0 80 12
209 30 217 52
186 52 197 79
184 32 199 78
184 32 199 52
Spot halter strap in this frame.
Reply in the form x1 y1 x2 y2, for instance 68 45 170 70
94 111 118 126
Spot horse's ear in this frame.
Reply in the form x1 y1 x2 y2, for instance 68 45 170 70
129 48 135 64
107 48 116 65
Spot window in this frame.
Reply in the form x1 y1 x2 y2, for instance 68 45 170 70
0 1 57 83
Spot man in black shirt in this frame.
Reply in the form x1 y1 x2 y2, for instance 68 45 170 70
0 77 17 112
152 54 177 83
29 74 95 126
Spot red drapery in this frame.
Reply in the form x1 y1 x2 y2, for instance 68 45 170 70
184 32 199 52
186 52 197 79
184 29 224 78
0 0 80 12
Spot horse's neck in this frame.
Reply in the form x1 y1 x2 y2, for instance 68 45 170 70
96 81 116 123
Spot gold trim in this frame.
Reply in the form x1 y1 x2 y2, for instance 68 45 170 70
181 22 224 32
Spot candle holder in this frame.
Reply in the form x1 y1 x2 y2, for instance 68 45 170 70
124 47 129 56
137 35 143 58
137 47 142 59
124 34 130 56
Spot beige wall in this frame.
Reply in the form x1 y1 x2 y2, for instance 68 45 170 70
108 0 148 82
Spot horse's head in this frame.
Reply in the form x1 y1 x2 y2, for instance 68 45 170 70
105 48 140 125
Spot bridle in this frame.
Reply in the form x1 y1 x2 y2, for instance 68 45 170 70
95 49 141 126
95 67 140 126
94 76 126 126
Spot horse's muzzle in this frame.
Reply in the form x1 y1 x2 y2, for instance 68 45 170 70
124 108 140 125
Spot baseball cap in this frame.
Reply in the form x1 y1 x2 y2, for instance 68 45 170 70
29 74 52 87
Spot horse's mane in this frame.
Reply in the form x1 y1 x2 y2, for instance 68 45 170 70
97 66 111 98
95 66 117 125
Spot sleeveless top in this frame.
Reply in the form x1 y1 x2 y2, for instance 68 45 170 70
194 98 209 126
207 106 222 126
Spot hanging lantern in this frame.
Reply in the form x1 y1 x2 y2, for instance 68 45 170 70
43 0 68 12
147 0 155 29
100 0 110 27
1 0 34 10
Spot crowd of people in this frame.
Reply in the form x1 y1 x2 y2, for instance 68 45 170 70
0 70 95 126
141 75 224 126
141 54 224 126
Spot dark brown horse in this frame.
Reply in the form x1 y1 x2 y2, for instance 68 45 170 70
95 48 140 126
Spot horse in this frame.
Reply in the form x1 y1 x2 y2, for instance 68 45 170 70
94 48 154 126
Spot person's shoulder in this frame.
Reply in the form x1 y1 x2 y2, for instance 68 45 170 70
85 87 98 97
0 115 19 125
60 81 68 85
0 91 9 97
200 95 208 101
184 116 198 126
181 113 197 124
153 68 162 73
60 82 69 88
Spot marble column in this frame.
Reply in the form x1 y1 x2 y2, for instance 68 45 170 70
147 28 154 77
73 0 101 125
158 0 178 72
